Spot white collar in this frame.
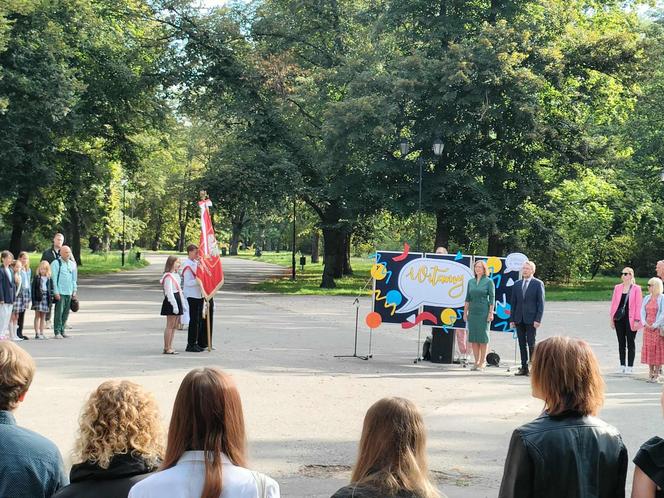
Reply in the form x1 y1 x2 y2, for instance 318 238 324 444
177 451 232 465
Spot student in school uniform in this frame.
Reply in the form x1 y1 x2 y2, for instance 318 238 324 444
160 256 187 355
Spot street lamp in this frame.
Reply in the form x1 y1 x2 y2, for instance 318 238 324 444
121 178 127 267
291 196 296 280
400 136 445 253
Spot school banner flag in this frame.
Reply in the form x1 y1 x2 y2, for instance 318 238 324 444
196 198 224 299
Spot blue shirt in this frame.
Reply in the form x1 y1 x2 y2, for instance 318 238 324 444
0 410 68 497
51 259 77 296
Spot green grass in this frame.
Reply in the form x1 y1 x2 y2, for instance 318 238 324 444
25 249 149 276
235 251 618 301
236 251 375 296
546 275 616 301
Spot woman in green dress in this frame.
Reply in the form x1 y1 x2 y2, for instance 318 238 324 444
463 260 496 371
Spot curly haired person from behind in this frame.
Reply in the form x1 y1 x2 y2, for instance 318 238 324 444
499 336 628 498
0 341 68 497
53 380 164 498
331 397 442 498
129 367 279 498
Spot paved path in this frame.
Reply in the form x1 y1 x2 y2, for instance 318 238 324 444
15 255 662 497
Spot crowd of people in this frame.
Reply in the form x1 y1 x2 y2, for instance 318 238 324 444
0 233 78 342
610 262 664 382
2 336 664 498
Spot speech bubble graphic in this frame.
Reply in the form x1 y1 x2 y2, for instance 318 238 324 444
396 257 474 314
505 252 528 273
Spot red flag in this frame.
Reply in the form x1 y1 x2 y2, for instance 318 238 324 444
196 199 224 299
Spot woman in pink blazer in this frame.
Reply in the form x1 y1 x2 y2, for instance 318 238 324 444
609 267 643 374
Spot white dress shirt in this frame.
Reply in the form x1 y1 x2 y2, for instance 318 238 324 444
181 258 202 299
128 452 280 498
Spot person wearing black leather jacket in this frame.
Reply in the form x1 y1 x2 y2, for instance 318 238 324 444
499 336 628 498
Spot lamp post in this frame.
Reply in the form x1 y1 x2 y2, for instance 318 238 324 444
291 196 296 280
121 179 127 267
399 137 445 253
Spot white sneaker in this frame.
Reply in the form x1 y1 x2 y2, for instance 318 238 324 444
619 366 626 374
626 367 634 374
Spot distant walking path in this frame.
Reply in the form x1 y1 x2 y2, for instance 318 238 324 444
78 252 289 291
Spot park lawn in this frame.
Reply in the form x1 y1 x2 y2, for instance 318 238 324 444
26 249 149 276
235 251 619 301
235 251 375 296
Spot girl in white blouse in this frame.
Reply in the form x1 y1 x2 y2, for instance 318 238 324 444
159 256 187 354
129 368 280 498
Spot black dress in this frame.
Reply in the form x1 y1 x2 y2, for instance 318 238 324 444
634 436 664 498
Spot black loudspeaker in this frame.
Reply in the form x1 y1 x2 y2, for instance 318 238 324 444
430 327 455 364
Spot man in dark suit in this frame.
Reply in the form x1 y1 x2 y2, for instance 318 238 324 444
510 260 545 376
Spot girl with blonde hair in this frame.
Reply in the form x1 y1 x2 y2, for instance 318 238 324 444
31 260 53 339
53 380 164 498
159 256 187 354
331 397 441 498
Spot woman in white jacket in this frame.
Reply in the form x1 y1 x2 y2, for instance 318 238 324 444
640 277 664 382
160 256 187 355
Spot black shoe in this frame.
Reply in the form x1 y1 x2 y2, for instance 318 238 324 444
185 345 204 352
515 367 529 376
61 333 69 338
18 335 28 340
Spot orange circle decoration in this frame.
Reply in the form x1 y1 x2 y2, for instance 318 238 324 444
365 312 382 329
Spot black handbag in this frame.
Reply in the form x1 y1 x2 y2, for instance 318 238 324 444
614 294 629 321
70 295 79 312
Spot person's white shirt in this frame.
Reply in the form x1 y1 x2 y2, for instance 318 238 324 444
181 258 202 299
128 452 280 498
160 272 186 315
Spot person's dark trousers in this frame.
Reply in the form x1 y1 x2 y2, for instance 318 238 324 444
516 322 536 369
615 317 636 367
187 297 203 347
198 298 214 348
16 311 25 338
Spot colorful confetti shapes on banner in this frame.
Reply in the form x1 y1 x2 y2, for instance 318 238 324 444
401 311 438 329
392 243 410 262
365 311 382 329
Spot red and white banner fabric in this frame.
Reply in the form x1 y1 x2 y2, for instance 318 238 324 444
195 199 224 299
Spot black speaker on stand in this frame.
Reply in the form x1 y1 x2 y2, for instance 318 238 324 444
430 327 455 364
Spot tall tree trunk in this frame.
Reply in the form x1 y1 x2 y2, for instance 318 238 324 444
68 201 82 266
321 225 346 288
342 232 353 275
435 210 450 252
9 189 30 257
229 222 242 255
152 213 163 251
311 230 320 263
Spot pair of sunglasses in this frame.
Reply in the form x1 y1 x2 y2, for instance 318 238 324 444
621 272 631 276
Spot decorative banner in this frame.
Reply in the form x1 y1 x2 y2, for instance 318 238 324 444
371 248 525 333
196 199 224 299
373 250 422 325
423 253 473 330
396 257 474 314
